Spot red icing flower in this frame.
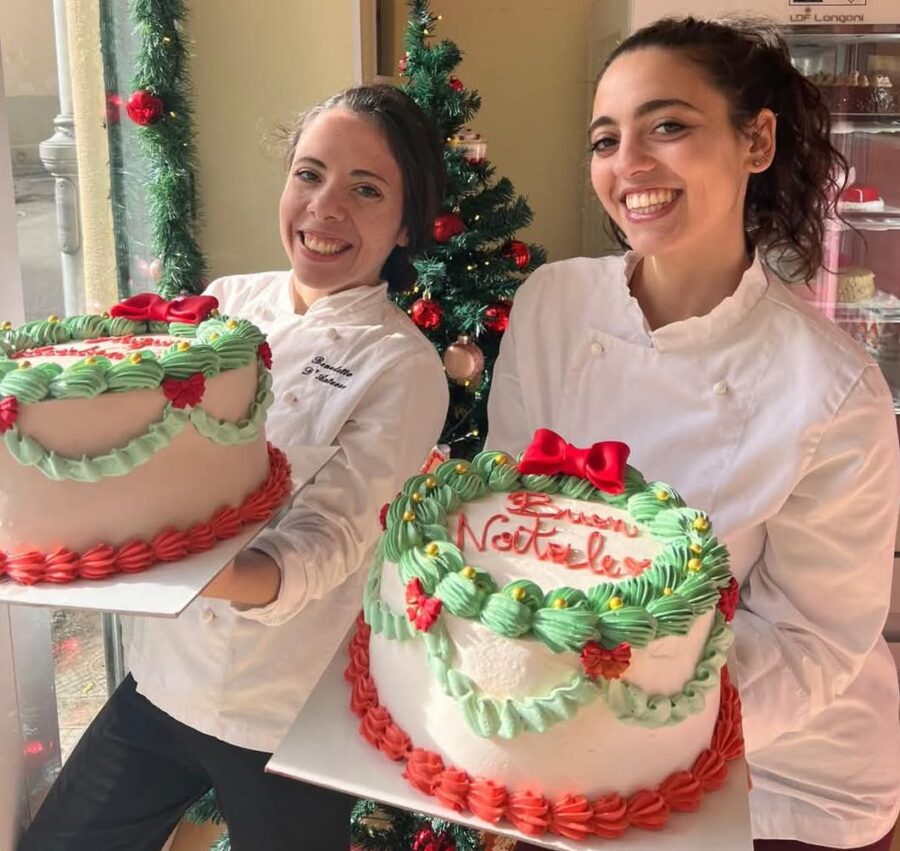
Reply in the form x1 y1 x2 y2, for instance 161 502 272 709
257 341 273 370
626 789 670 830
403 748 444 795
591 793 629 838
551 794 593 840
162 372 206 409
405 577 442 631
378 502 390 530
0 396 18 433
580 640 631 680
717 577 740 622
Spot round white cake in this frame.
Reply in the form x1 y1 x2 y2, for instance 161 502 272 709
349 437 742 841
0 297 288 585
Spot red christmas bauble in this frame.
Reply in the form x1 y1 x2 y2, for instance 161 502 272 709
410 298 442 331
484 300 512 334
126 89 165 126
411 827 437 851
398 53 409 74
501 239 531 270
443 336 484 386
448 77 464 93
412 827 456 851
432 212 465 244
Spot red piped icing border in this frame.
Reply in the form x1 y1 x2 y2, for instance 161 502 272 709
0 443 291 585
345 613 745 840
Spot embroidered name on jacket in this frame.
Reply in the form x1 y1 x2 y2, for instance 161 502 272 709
301 355 354 389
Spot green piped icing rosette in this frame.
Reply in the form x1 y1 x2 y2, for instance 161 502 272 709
0 294 274 481
365 435 736 739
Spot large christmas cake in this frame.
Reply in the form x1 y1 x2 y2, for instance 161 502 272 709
0 293 289 585
347 430 742 841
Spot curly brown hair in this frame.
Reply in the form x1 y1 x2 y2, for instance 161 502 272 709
600 16 847 283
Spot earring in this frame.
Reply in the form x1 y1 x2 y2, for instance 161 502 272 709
752 159 765 167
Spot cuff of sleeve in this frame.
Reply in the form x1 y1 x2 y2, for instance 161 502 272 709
228 530 306 627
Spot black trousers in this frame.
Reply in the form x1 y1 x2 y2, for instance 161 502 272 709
18 674 354 851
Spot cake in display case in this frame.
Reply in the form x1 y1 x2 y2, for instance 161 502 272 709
793 27 900 412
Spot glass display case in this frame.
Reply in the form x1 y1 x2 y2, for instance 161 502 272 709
787 26 900 413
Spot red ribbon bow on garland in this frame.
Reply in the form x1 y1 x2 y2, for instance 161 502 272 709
405 578 442 632
518 429 630 494
109 293 219 325
0 396 18 433
580 641 632 680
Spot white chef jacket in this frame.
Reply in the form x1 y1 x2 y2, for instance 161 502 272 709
124 272 448 752
486 253 900 847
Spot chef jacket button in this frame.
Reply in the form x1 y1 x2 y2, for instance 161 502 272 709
284 392 297 404
201 608 216 624
326 328 339 341
591 341 604 356
713 381 729 396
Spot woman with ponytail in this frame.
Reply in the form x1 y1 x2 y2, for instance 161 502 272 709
20 85 449 851
488 18 899 851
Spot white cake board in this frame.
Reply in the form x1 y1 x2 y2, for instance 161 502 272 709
268 632 753 851
0 445 336 616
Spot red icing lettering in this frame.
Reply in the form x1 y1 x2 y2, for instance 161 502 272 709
506 492 639 538
453 493 650 579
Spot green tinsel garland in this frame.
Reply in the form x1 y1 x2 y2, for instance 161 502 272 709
129 0 206 298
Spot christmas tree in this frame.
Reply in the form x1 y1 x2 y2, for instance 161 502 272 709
350 800 517 851
397 0 545 459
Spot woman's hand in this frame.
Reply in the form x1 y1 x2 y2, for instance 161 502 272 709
200 548 282 609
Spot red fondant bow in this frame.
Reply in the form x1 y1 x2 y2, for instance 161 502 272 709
109 293 219 325
518 429 630 494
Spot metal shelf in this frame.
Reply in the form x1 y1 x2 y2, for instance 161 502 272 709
831 116 900 136
836 206 900 231
785 27 900 46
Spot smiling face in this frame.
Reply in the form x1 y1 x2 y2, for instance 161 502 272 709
279 107 408 303
590 47 762 264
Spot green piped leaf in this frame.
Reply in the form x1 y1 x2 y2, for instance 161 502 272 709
596 605 657 648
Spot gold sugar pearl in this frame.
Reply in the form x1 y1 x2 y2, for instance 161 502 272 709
83 356 98 366
210 309 220 318
460 566 477 580
551 598 568 609
411 493 424 504
17 360 31 369
208 332 220 341
663 587 674 596
128 353 142 365
1 321 12 331
687 558 703 573
493 454 509 466
511 587 527 602
454 463 468 474
47 314 60 324
425 543 440 557
656 490 669 501
692 517 710 532
425 477 437 490
690 543 703 555
226 319 239 330
100 312 110 319
176 341 191 352
608 596 624 610
402 510 416 523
